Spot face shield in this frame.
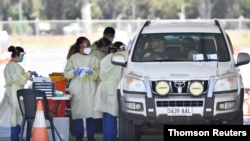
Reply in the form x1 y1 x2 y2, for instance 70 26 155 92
17 52 26 63
120 44 126 51
20 52 25 57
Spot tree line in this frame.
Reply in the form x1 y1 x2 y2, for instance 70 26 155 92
1 0 250 21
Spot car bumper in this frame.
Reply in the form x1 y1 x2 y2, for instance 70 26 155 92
118 89 244 125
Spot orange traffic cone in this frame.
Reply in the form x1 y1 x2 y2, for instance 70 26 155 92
31 99 49 141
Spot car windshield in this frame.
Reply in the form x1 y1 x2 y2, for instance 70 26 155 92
132 33 230 62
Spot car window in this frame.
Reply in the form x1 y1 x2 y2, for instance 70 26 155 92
132 33 230 62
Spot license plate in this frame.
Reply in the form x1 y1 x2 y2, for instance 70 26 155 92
167 107 192 116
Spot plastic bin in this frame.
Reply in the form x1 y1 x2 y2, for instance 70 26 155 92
49 72 67 93
32 82 55 97
49 72 68 117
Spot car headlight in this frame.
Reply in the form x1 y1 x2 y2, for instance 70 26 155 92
123 77 146 92
156 81 170 96
189 81 204 96
214 76 237 92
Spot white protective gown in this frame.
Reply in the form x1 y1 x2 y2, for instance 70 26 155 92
90 41 98 52
92 49 106 86
64 53 100 119
0 62 30 127
93 52 125 117
92 49 106 62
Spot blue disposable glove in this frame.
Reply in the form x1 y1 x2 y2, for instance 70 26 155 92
73 69 80 76
86 69 93 76
78 68 88 78
32 71 38 77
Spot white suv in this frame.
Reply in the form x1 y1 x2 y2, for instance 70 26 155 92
112 19 250 141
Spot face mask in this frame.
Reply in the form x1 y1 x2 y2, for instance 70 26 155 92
17 57 23 63
83 47 91 55
107 37 113 42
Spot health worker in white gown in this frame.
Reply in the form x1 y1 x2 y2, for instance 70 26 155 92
94 41 128 141
0 45 37 141
64 36 100 141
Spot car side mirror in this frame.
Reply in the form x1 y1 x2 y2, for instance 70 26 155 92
236 52 250 67
111 53 127 67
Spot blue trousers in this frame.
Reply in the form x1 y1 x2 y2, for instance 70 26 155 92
103 112 117 141
10 125 21 141
73 118 96 138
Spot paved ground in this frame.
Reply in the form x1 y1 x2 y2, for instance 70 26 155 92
0 116 164 141
0 131 164 141
1 116 250 141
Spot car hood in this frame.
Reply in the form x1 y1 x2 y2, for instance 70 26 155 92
127 62 233 79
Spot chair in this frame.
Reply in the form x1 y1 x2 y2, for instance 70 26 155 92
17 89 57 141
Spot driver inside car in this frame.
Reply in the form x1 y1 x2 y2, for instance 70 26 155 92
143 36 168 61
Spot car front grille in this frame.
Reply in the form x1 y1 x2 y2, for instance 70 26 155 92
152 80 208 95
156 100 203 107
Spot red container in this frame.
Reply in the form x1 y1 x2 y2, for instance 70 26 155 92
55 80 66 93
49 72 68 117
48 100 66 117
